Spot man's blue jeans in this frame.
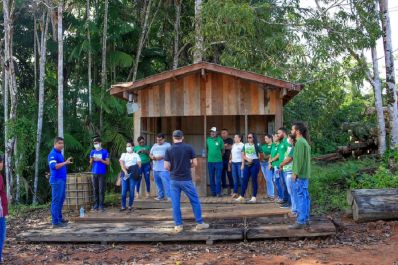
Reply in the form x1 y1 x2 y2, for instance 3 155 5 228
121 172 139 208
222 159 234 189
284 171 297 213
154 171 171 199
136 162 151 193
208 162 223 196
282 170 291 205
170 180 204 226
231 162 242 194
241 159 260 197
260 161 274 198
273 167 284 200
50 178 66 225
293 178 310 224
0 217 6 261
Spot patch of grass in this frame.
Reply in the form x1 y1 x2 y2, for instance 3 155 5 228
8 203 50 218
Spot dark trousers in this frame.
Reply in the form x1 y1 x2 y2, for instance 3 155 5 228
221 159 234 189
92 174 106 209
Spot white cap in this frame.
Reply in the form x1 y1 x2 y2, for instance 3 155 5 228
210 127 217 132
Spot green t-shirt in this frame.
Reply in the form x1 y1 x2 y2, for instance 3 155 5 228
261 143 273 157
242 143 259 160
133 145 151 164
270 143 280 167
206 136 224 162
283 146 294 171
292 137 311 178
277 137 291 165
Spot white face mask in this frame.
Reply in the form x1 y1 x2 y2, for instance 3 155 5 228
94 143 101 150
126 146 133 153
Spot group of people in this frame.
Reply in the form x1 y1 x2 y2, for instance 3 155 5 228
47 121 311 233
206 122 311 228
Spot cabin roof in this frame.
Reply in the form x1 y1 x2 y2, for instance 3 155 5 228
110 62 303 103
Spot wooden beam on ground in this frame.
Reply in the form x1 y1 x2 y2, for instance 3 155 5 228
352 192 398 222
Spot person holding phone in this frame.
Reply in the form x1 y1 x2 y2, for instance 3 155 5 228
48 137 72 228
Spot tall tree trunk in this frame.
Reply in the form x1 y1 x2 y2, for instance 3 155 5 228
172 0 181 69
87 0 92 120
33 12 49 205
127 0 152 82
57 1 64 140
99 0 108 133
193 0 203 63
379 0 398 148
371 46 386 155
3 0 17 203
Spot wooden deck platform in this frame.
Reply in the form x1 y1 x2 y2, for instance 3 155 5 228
18 198 336 244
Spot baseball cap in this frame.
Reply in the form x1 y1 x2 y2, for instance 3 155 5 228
210 127 217 132
172 130 184 138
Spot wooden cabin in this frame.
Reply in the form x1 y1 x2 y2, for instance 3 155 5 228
110 62 303 196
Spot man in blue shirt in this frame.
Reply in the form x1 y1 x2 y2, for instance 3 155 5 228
164 130 209 233
89 137 110 212
150 133 171 201
48 137 72 228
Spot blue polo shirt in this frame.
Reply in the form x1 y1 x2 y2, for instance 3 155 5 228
90 149 109 175
48 148 67 182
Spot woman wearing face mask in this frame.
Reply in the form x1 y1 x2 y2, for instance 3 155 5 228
119 140 142 211
89 138 110 212
235 133 261 203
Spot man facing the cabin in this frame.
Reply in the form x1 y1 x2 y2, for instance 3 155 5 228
164 130 209 233
48 137 72 228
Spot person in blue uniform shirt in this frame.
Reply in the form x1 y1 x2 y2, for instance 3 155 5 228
48 137 72 228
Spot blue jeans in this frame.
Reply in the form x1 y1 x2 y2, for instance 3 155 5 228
260 161 274 198
121 172 139 208
170 180 204 226
50 178 66 225
241 159 260 197
293 178 310 224
284 171 297 213
273 167 284 200
222 159 234 189
208 162 223 196
281 169 290 204
0 217 6 261
154 171 171 199
231 162 242 194
136 162 151 193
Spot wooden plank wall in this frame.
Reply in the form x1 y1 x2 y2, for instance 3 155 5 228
137 72 282 118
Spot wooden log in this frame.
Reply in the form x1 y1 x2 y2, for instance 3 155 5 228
352 192 398 222
246 221 336 239
348 189 398 206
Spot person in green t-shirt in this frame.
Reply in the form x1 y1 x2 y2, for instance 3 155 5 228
134 136 151 199
269 134 283 201
206 127 224 197
290 122 311 229
279 134 296 213
276 127 291 206
260 134 274 200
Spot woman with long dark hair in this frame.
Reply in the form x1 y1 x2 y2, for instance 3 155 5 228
260 134 274 200
235 132 261 203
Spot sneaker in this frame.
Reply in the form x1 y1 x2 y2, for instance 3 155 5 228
196 222 210 230
52 222 68 229
0 257 4 264
235 196 245 202
216 194 222 198
248 197 257 203
91 207 99 212
288 223 306 229
100 207 105 212
135 193 139 199
145 193 150 199
128 206 133 211
267 196 275 201
166 198 172 202
60 219 69 224
174 225 184 233
231 193 239 199
155 197 164 201
280 203 290 209
119 208 126 212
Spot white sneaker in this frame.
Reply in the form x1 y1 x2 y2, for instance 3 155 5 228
249 196 257 203
196 223 210 230
174 225 183 233
235 196 245 202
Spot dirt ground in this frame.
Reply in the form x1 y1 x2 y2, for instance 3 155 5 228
4 209 398 265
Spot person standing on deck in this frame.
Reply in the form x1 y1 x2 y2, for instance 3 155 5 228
269 134 283 202
236 132 261 203
221 129 234 195
150 133 172 201
119 140 142 211
279 134 297 215
290 122 311 229
276 127 291 209
206 127 224 197
134 136 151 199
89 137 110 212
0 155 8 264
229 134 244 198
260 134 274 200
164 130 209 233
48 137 72 228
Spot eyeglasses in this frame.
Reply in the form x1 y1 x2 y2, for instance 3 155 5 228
247 136 253 139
